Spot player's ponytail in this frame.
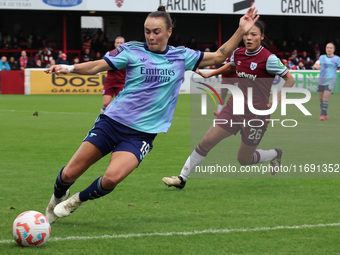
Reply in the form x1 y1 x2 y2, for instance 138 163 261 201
147 5 173 30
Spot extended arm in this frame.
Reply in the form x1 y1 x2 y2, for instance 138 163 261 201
196 62 236 78
45 59 112 75
199 7 259 68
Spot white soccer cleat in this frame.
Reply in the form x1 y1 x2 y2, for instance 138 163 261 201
45 189 70 224
270 148 283 175
162 176 186 189
53 192 83 218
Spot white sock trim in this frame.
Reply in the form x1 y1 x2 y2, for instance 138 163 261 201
180 150 206 181
256 149 277 163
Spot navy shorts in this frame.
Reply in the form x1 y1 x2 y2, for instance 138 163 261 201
84 115 157 163
318 85 334 93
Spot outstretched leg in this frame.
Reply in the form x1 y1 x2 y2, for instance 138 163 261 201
53 151 139 218
237 141 282 175
162 125 233 189
46 141 103 223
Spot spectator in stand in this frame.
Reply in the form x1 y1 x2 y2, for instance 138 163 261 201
0 56 11 70
45 59 56 68
43 46 54 66
94 51 102 61
288 49 299 69
306 40 315 59
82 34 92 53
19 50 33 69
1 34 10 49
32 35 45 50
82 48 92 62
279 40 291 60
10 36 21 59
8 56 20 70
82 54 90 63
186 36 198 50
55 51 63 64
56 53 69 65
10 36 20 50
299 51 312 69
296 37 306 52
314 43 320 56
268 40 278 55
34 48 44 63
72 56 80 65
61 53 69 64
91 30 107 54
34 59 45 68
296 61 306 70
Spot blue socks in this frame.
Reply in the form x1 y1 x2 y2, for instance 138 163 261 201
79 176 114 202
54 167 74 199
321 101 328 115
54 168 114 202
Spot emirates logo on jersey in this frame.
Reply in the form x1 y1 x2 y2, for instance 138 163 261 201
250 62 257 70
116 0 124 8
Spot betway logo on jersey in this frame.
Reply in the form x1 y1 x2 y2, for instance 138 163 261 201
236 71 257 81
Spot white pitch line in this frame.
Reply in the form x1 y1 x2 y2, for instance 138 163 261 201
0 109 94 115
2 222 340 244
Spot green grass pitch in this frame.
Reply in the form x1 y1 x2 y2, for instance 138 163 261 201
0 93 339 254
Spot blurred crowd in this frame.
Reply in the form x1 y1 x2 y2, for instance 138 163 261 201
0 29 109 71
0 29 336 71
267 39 323 70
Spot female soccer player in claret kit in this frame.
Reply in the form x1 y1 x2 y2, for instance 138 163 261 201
44 6 259 222
162 20 295 189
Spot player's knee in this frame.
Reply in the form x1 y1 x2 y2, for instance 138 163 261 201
237 156 252 166
101 175 119 190
62 169 78 183
199 138 217 153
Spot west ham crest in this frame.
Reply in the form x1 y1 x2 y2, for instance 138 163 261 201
250 62 257 70
116 0 123 8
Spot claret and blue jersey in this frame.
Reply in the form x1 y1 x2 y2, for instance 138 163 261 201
103 41 203 134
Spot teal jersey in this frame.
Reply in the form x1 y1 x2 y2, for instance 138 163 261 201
318 54 340 87
103 41 203 133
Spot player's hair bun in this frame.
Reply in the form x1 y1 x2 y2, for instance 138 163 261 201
157 5 166 12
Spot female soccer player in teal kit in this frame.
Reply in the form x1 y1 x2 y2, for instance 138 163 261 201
313 42 340 121
44 5 259 223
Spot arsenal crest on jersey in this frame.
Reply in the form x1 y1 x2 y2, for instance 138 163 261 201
250 62 257 70
116 0 124 8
